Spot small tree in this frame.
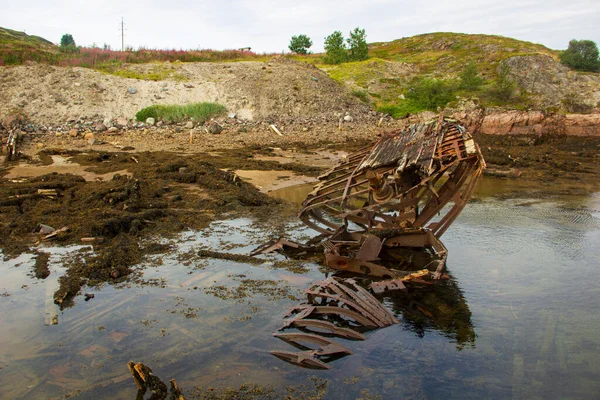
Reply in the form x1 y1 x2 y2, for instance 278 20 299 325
347 27 368 61
59 33 77 53
459 62 483 91
324 31 347 64
494 62 516 101
60 34 75 47
288 34 313 55
560 39 600 72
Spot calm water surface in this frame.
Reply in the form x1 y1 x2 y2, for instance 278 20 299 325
1 179 599 399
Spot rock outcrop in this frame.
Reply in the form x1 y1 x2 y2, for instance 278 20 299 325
478 110 600 136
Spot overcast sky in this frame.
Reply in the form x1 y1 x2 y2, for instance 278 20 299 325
2 0 599 52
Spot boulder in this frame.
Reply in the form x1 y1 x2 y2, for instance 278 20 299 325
207 122 223 134
146 117 155 126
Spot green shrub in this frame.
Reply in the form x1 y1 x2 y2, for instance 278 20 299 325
459 62 483 91
493 63 515 101
135 102 226 123
377 101 425 118
352 89 369 103
406 77 458 110
559 39 600 72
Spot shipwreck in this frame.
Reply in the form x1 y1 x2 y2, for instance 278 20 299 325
255 115 486 369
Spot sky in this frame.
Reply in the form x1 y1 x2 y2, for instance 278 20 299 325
1 0 599 52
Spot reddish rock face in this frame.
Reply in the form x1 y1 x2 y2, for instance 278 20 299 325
469 110 600 137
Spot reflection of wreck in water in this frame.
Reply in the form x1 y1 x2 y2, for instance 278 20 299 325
386 271 476 348
256 116 483 368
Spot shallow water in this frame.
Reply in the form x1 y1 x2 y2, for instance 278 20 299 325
4 155 131 181
1 181 599 399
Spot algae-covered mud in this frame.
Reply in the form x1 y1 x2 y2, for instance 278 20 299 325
1 176 599 399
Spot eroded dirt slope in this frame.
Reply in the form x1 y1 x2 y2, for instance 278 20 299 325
0 58 375 124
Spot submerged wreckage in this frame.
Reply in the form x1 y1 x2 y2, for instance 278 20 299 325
255 116 486 369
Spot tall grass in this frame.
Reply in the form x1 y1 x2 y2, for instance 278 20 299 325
0 46 275 68
135 102 227 123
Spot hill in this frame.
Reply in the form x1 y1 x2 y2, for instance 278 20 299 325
0 27 57 65
324 32 599 114
368 32 558 76
1 27 599 120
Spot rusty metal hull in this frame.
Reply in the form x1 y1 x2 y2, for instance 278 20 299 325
300 116 485 238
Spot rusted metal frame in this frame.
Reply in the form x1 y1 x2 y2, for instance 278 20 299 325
345 147 374 162
440 141 464 155
370 269 432 294
340 152 372 209
371 279 408 294
401 166 453 224
439 146 464 160
428 183 472 236
328 279 398 325
396 163 454 202
312 168 368 195
309 305 379 328
273 332 352 354
334 181 427 223
390 210 417 225
249 237 300 256
356 234 383 261
323 279 395 326
269 350 331 369
286 303 378 328
303 188 372 214
301 209 339 232
413 160 472 227
315 152 369 179
303 179 370 209
325 254 399 280
300 213 333 234
314 280 353 303
431 162 482 237
431 160 476 212
305 289 390 327
341 278 399 323
283 305 315 320
307 208 346 231
426 230 448 258
351 212 398 229
415 165 471 228
339 203 417 231
428 259 447 280
286 319 366 340
383 231 437 248
440 132 463 144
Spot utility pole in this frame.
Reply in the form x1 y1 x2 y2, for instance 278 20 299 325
119 17 125 51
